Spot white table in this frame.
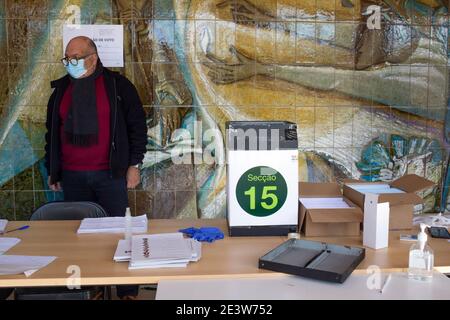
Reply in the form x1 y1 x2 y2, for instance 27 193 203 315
156 272 450 300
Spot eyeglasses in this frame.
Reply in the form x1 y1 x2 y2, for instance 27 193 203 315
61 52 96 66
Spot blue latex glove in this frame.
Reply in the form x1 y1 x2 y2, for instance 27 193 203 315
179 227 224 243
178 227 198 238
193 227 224 242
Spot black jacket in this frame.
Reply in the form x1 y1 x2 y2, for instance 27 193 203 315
45 68 147 184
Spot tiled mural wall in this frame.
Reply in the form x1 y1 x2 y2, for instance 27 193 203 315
0 0 449 220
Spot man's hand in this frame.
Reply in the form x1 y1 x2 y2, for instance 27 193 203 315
47 176 62 192
126 166 141 189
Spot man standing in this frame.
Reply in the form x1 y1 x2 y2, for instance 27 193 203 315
45 36 147 299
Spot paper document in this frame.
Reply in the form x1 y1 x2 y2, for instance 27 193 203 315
113 239 131 262
0 255 56 276
299 198 351 209
0 238 20 255
346 184 404 194
187 238 202 262
413 214 450 227
128 233 201 269
63 25 124 67
114 236 201 265
77 215 148 234
400 234 418 242
0 219 7 234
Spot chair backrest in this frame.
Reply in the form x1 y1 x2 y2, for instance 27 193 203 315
30 201 108 221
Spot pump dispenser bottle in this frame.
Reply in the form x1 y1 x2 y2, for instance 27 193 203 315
408 223 434 281
125 207 132 241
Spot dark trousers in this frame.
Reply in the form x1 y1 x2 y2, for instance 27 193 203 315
62 170 139 298
62 170 128 216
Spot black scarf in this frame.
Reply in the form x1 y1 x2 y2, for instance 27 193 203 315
64 61 104 147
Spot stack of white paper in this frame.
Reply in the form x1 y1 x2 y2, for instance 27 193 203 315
113 239 132 262
77 214 148 234
0 219 8 234
187 238 202 262
413 213 450 227
114 235 202 265
0 238 21 255
0 255 56 276
114 233 201 269
346 184 404 194
299 197 351 209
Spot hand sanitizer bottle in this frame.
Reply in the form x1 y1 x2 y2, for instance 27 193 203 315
125 207 132 241
408 223 434 281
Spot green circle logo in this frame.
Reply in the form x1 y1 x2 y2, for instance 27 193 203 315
236 166 288 217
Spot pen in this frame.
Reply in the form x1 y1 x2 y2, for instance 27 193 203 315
4 225 30 234
379 274 392 294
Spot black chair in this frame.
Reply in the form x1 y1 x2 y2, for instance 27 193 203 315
0 288 13 300
14 201 109 300
30 201 108 220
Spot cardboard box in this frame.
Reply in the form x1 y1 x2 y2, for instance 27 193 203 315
343 174 435 231
299 182 363 237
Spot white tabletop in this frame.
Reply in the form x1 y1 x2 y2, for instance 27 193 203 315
156 272 450 300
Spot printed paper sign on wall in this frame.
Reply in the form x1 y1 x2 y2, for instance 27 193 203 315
63 25 124 68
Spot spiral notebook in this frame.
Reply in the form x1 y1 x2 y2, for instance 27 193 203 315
128 233 201 269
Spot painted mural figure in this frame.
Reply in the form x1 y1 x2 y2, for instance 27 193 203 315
185 0 448 213
0 1 195 218
0 0 449 218
357 134 442 181
204 0 448 120
0 0 193 162
109 1 197 218
99 0 193 147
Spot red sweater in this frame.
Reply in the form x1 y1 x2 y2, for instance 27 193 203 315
59 75 111 171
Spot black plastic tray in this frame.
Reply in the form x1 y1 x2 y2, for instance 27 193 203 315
259 239 365 283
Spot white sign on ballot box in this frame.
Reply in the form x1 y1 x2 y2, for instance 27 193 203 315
227 150 299 228
63 24 124 67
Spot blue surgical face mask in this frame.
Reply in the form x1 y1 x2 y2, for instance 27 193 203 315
66 59 87 79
